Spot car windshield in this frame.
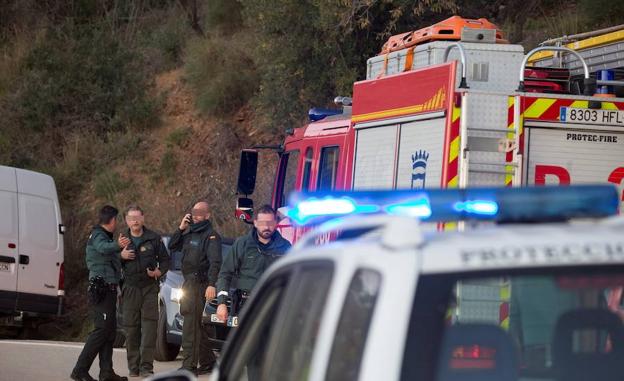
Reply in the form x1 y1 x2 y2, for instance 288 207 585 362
403 267 624 381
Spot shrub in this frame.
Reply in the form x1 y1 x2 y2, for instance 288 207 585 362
184 33 259 116
94 169 132 202
166 127 192 148
12 24 159 135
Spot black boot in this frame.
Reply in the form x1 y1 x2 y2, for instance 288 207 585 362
98 371 128 381
70 369 97 381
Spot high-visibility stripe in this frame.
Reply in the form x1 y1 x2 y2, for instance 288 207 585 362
499 282 511 330
447 175 458 188
528 29 624 62
452 105 461 122
449 137 460 163
570 100 589 108
505 97 515 186
443 103 461 231
352 87 446 123
523 98 557 119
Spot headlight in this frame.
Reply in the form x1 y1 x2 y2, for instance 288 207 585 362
171 288 183 303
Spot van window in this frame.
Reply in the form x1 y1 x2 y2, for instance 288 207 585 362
0 191 17 237
326 269 382 381
19 195 57 251
402 267 624 381
317 146 340 191
301 148 314 191
278 150 300 207
266 263 334 380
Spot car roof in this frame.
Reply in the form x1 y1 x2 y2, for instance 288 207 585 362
272 215 624 277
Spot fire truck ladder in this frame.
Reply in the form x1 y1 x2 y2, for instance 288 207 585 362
529 25 624 77
444 43 523 188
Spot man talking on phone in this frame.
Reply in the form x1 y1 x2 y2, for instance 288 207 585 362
168 201 222 375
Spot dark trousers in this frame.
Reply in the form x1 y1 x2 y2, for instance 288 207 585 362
122 283 159 373
74 288 117 375
180 277 217 370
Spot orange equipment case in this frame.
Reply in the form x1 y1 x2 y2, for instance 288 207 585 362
380 16 508 54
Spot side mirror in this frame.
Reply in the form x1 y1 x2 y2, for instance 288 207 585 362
235 197 254 224
237 149 258 196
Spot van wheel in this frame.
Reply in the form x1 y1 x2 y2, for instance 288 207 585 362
154 305 180 361
113 329 125 348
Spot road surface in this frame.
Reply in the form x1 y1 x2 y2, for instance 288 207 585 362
0 340 212 381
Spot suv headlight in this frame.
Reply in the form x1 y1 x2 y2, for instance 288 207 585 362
171 288 183 303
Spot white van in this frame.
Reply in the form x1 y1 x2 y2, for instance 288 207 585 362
0 165 64 322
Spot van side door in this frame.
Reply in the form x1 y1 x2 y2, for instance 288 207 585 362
15 170 63 315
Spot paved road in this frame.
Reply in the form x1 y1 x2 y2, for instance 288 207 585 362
0 340 213 381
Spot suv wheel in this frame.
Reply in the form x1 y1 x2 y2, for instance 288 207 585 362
154 304 180 361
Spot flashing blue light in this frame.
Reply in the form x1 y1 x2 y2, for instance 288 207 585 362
308 108 342 122
384 196 432 218
288 197 380 224
454 200 499 216
287 185 619 225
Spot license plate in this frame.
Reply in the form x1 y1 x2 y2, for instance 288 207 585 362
0 263 9 272
560 107 624 126
210 314 238 327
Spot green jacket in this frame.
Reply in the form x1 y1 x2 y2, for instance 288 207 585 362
85 225 122 284
168 220 222 286
216 229 291 303
121 227 170 288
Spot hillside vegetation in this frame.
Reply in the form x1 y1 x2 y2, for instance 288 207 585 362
0 0 622 339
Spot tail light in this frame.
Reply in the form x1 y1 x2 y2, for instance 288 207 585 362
450 345 496 369
58 262 65 296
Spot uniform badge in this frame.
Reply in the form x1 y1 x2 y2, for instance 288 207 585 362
140 246 147 252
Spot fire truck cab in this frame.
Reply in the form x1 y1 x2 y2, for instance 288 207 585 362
235 17 624 243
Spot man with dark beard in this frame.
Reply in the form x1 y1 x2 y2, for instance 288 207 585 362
215 204 291 322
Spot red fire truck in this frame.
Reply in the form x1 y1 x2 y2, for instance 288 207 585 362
235 16 624 243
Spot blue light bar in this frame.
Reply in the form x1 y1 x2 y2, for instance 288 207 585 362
308 108 342 122
287 185 619 225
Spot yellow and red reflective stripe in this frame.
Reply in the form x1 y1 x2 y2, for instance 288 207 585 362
443 103 461 231
351 87 446 123
499 281 510 330
505 97 515 186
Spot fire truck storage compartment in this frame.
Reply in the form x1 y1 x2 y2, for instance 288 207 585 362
352 116 446 190
366 41 524 93
524 124 624 207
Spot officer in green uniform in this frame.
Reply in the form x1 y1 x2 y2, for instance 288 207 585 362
168 201 222 375
216 204 291 322
120 205 170 378
72 206 129 381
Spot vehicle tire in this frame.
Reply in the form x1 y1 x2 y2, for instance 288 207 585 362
154 305 180 361
113 329 126 348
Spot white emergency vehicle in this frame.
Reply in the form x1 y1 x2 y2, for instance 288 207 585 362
211 185 624 381
0 165 65 326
